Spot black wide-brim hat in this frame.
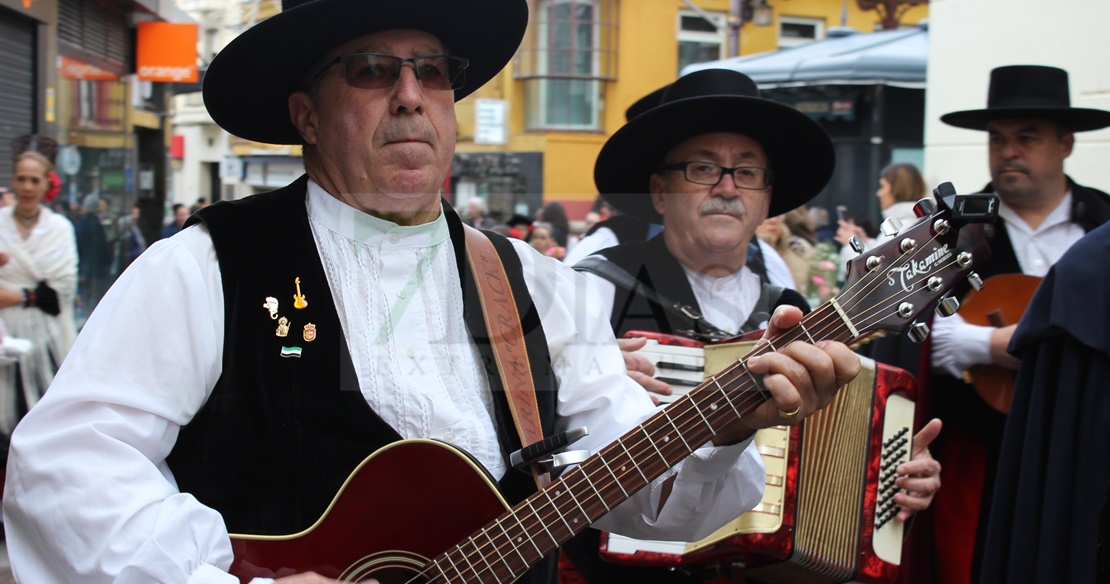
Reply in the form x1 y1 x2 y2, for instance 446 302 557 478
203 0 528 145
595 69 835 223
941 65 1110 132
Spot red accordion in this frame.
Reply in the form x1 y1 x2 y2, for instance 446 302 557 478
601 332 918 584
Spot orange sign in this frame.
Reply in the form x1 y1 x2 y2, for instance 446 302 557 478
58 56 120 80
136 22 198 83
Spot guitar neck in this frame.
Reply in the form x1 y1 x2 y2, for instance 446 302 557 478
423 306 857 583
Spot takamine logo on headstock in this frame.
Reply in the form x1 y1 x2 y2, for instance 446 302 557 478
838 182 998 344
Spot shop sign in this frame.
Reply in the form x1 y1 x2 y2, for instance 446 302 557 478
136 23 199 83
59 56 119 81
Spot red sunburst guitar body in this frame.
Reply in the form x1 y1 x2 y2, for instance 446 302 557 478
229 440 510 583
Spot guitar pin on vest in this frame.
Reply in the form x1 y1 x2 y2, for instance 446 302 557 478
293 277 308 309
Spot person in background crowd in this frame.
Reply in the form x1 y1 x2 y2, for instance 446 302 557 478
506 213 532 239
0 151 78 455
117 202 147 272
0 188 13 208
929 64 1110 584
462 197 493 229
2 1 859 582
73 194 110 316
159 203 189 240
835 162 927 256
526 221 565 260
536 200 569 248
756 208 815 292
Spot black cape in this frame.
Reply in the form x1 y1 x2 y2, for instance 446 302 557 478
979 221 1110 583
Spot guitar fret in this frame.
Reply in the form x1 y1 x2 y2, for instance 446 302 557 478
740 359 762 391
443 549 466 582
618 440 650 484
662 410 693 452
511 509 545 557
582 471 612 513
712 376 743 418
482 525 515 580
640 425 670 466
562 481 591 522
599 455 630 498
799 321 817 344
427 557 449 584
526 499 558 548
468 533 497 582
456 540 479 580
543 489 575 534
496 518 529 567
689 398 717 435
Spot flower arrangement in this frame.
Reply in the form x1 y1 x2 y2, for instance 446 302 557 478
806 241 841 307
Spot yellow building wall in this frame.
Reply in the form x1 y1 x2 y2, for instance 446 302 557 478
455 0 930 219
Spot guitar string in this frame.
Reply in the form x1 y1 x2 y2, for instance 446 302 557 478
409 226 960 584
405 223 966 584
424 227 960 584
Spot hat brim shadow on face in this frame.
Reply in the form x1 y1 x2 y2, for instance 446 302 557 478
940 107 1110 133
595 92 836 223
203 0 528 145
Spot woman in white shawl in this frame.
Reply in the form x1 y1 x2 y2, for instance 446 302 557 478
0 151 78 435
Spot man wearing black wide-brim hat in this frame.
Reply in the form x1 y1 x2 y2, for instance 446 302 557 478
567 68 942 583
928 64 1110 584
3 3 863 584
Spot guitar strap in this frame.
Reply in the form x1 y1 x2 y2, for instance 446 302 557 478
462 224 550 489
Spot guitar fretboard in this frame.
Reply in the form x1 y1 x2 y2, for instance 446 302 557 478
420 308 855 583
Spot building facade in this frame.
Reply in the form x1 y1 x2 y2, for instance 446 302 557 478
172 0 928 226
1 0 194 320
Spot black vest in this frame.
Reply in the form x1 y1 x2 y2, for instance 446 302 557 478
167 178 560 581
585 234 808 338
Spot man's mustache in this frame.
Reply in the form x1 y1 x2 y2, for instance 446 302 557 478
995 162 1031 175
700 197 747 217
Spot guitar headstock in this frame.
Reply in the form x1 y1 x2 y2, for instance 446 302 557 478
837 183 996 342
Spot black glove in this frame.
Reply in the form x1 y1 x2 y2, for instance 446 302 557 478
30 281 60 316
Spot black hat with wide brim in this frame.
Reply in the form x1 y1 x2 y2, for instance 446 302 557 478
941 65 1110 132
595 69 835 222
203 0 528 145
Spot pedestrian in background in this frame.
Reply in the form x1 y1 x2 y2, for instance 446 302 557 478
0 151 78 438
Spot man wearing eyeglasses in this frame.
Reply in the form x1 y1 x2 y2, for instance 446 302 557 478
569 68 942 583
3 3 861 584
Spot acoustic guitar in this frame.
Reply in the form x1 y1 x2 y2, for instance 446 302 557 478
958 273 1042 414
229 192 993 583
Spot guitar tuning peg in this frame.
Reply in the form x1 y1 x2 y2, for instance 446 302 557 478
914 198 937 218
907 322 930 343
880 217 903 237
935 297 960 317
849 235 865 254
968 272 984 291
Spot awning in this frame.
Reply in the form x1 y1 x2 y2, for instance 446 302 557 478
682 22 928 89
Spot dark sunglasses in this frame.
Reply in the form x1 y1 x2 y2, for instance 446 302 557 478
303 53 469 91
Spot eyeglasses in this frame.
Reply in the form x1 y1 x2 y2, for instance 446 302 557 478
660 161 774 190
303 53 469 91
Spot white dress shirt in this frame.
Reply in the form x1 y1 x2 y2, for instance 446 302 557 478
931 192 1085 377
3 181 763 584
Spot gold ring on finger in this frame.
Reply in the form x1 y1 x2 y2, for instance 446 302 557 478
777 405 801 419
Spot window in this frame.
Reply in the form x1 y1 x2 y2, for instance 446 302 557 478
677 10 726 75
779 15 825 48
517 0 618 130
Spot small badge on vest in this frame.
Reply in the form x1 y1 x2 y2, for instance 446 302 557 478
280 346 302 358
293 277 308 309
276 316 290 338
262 296 279 319
303 323 317 342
